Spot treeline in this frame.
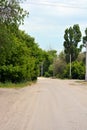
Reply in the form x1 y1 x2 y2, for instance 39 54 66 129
43 24 87 80
39 50 85 80
0 23 43 82
0 0 43 83
0 0 58 82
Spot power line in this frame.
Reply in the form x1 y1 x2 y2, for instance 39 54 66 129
23 1 87 10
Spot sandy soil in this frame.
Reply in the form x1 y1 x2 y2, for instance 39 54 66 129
0 78 87 130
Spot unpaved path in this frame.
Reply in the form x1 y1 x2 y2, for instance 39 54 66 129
0 78 87 130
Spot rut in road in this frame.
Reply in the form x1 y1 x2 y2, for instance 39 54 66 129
0 78 87 130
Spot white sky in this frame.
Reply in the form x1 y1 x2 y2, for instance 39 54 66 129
20 0 87 52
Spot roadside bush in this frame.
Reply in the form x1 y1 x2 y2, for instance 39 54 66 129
0 26 39 83
63 61 85 79
44 72 50 77
0 59 37 83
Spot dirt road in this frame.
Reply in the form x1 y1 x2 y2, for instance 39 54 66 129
0 78 87 130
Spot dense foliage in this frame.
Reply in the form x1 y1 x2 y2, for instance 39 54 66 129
0 0 43 83
63 61 85 79
0 24 43 82
42 50 57 77
83 28 87 46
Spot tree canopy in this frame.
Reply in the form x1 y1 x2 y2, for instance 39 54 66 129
0 0 29 25
83 28 87 46
0 0 44 83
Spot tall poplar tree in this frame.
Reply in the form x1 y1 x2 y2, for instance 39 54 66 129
63 24 82 63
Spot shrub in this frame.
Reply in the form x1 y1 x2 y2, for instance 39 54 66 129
63 61 85 79
44 72 50 77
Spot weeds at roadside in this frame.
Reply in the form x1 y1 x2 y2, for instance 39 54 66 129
0 80 37 88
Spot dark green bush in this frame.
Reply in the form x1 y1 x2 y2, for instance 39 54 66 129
0 61 38 83
63 61 85 79
44 72 50 77
0 25 40 83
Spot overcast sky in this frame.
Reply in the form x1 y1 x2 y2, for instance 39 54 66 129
20 0 87 52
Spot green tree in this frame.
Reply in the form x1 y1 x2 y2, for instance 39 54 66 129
83 28 87 46
42 50 57 77
63 24 82 63
0 29 42 82
0 0 29 25
0 24 13 65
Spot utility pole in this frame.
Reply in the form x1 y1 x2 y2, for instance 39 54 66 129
41 62 43 77
70 54 71 78
53 58 55 78
85 42 87 81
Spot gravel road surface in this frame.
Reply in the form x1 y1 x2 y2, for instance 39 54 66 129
0 78 87 130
